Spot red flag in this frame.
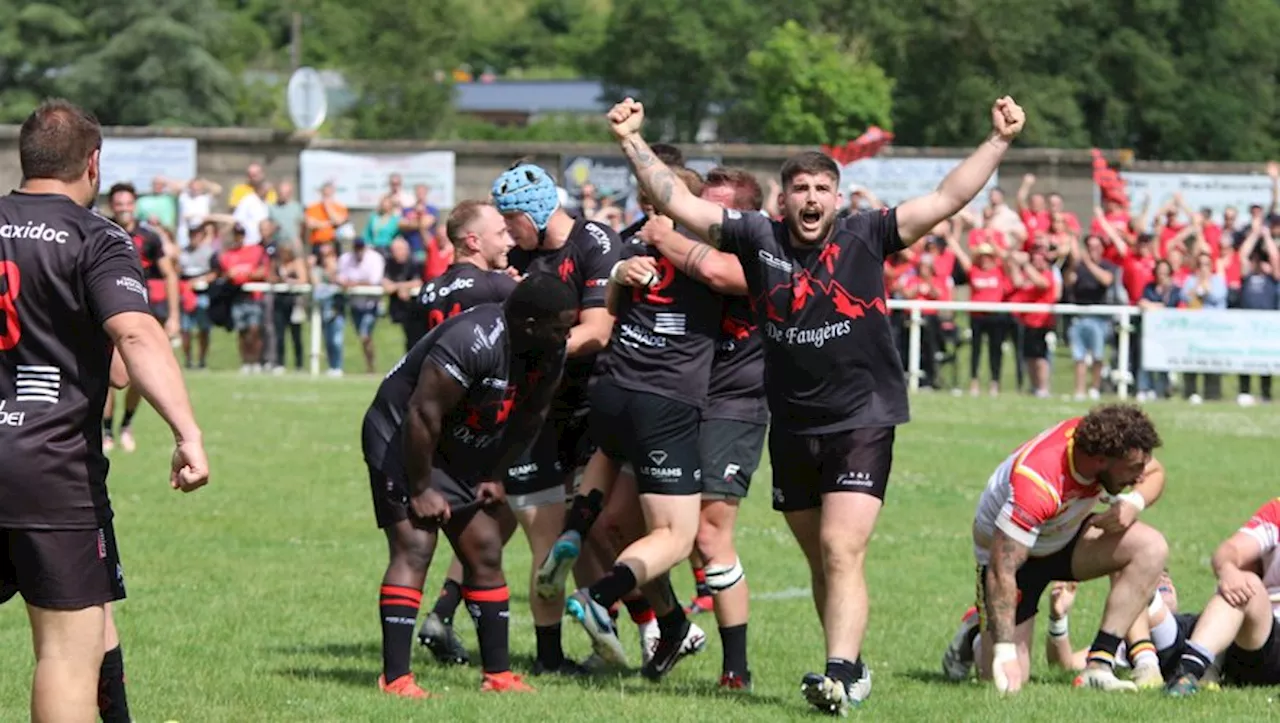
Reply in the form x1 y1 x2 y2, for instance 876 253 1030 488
822 126 895 165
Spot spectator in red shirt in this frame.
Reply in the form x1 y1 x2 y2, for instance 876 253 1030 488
948 235 1011 397
216 223 269 372
1046 192 1081 234
1154 196 1188 254
1007 248 1059 398
1015 173 1050 237
967 206 1009 254
900 255 951 389
1042 212 1080 261
1167 246 1191 287
1088 197 1133 242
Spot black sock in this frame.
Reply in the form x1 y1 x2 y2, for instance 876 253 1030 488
692 567 712 599
102 418 114 439
587 563 637 611
535 623 565 668
657 606 688 641
98 645 130 723
623 593 656 624
720 624 749 675
432 578 463 626
564 490 604 537
825 657 858 689
464 584 511 674
379 584 422 683
1087 631 1124 670
1179 641 1214 679
120 407 137 431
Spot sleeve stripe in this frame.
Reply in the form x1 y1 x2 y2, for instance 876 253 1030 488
995 514 1040 548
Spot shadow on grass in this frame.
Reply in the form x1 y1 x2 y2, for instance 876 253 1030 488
269 641 381 659
278 666 376 689
902 669 960 685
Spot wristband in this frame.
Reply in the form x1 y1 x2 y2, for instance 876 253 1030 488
609 261 626 284
1117 491 1146 513
993 642 1018 665
1048 616 1069 638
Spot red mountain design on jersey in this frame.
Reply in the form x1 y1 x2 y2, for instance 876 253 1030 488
818 243 840 274
721 313 754 341
465 386 518 430
558 257 575 283
758 271 886 322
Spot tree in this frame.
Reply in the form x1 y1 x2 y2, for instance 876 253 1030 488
58 0 238 126
0 1 90 123
593 0 763 141
308 0 467 139
729 21 893 145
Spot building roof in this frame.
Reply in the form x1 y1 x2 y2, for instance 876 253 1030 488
454 79 620 114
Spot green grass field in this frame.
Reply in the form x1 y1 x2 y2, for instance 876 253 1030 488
1 321 1278 721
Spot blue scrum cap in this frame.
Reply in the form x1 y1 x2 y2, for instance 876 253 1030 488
492 163 560 231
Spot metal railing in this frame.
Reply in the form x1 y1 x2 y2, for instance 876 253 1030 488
888 300 1140 398
203 283 1141 394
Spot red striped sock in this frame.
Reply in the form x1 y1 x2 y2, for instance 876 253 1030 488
463 584 511 674
379 584 423 683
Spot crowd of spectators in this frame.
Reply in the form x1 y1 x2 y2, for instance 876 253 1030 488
880 164 1280 405
129 165 452 376
130 158 1280 403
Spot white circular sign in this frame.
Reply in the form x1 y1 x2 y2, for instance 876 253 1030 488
287 67 327 131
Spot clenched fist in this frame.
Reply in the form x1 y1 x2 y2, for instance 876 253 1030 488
607 98 645 140
991 96 1026 142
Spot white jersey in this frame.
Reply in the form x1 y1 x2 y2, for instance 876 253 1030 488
1238 498 1280 619
973 418 1105 566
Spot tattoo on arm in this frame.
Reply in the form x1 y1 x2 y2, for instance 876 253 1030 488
625 136 657 169
652 168 676 206
683 243 714 282
707 223 723 247
987 532 1030 644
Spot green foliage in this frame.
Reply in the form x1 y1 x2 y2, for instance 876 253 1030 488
58 0 238 126
730 21 893 146
592 0 762 141
0 1 89 123
0 0 1275 157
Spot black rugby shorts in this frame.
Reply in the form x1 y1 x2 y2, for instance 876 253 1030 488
0 522 126 610
768 426 895 512
589 378 701 496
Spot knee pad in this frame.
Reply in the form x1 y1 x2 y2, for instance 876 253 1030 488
705 556 745 593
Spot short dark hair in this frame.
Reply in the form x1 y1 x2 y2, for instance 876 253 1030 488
505 273 577 321
107 182 137 200
19 99 102 183
1074 404 1162 459
780 151 840 189
650 143 684 167
704 167 764 212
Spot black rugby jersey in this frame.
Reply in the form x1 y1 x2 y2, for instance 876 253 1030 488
418 263 517 331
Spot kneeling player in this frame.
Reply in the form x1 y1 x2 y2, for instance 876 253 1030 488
361 273 576 697
959 405 1168 694
1166 497 1280 695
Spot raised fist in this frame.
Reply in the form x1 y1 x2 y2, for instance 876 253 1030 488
991 96 1025 142
607 98 645 140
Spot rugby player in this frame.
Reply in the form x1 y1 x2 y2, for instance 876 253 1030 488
1 99 209 723
951 405 1168 696
363 272 576 697
486 163 627 672
1166 496 1280 695
101 182 180 453
541 161 723 680
611 166 767 689
410 200 551 670
606 95 1025 714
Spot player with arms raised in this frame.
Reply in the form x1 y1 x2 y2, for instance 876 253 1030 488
607 95 1024 714
362 274 577 697
965 405 1167 694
